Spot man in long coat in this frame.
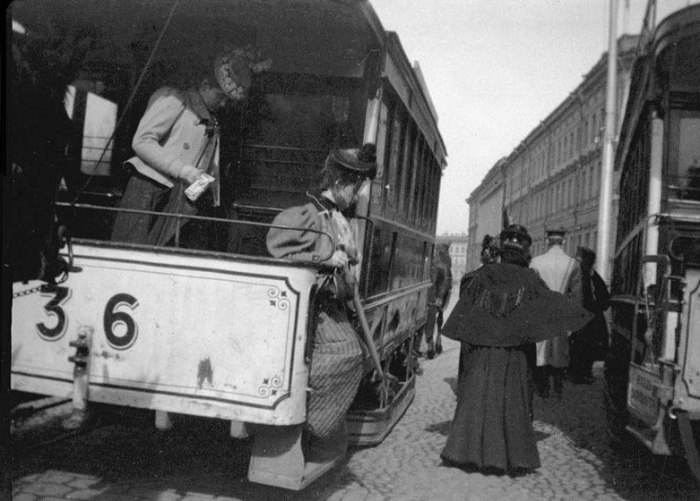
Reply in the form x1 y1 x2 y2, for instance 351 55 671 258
530 229 581 398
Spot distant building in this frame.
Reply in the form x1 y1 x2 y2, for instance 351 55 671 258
466 159 507 272
466 35 639 270
437 233 469 282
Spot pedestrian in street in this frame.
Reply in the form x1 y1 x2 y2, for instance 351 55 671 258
111 47 270 246
422 242 453 359
456 234 499 391
529 229 582 398
266 144 376 461
459 235 498 296
440 224 591 474
569 247 610 384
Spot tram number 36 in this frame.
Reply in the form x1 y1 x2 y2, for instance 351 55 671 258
36 287 139 350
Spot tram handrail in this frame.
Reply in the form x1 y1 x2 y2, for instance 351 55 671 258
56 201 335 262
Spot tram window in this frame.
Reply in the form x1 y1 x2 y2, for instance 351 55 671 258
427 161 438 231
235 75 364 208
409 136 423 220
381 101 400 214
391 110 407 213
370 102 388 212
375 101 390 181
391 233 424 289
416 142 428 227
253 93 360 150
367 226 394 297
400 124 417 215
65 83 118 176
668 110 700 200
422 241 432 281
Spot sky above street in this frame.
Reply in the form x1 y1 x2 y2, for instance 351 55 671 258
371 0 651 235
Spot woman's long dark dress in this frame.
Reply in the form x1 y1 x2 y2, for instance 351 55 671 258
440 258 591 473
442 343 538 471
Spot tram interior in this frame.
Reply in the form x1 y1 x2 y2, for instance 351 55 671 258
10 0 377 257
56 70 366 257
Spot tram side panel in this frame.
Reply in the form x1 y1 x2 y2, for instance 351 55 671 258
677 266 700 415
11 243 317 426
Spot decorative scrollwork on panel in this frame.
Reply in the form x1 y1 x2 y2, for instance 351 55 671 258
267 286 290 310
258 374 284 397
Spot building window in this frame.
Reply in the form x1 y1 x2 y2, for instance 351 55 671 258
569 131 574 158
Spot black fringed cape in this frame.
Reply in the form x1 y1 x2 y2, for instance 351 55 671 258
442 263 593 347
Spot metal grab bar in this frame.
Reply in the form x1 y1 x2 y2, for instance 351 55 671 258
56 201 335 262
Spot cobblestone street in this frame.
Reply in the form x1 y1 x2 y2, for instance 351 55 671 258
9 289 700 500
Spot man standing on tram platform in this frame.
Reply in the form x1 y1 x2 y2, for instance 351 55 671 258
530 229 582 399
111 47 271 247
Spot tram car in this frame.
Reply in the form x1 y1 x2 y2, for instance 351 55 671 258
9 0 447 490
604 1 700 482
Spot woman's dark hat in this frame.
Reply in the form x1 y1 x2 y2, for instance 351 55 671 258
481 234 494 247
500 224 532 247
327 144 377 179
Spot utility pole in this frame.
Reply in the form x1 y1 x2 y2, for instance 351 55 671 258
596 0 618 284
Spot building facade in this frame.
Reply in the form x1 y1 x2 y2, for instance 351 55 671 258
437 233 469 282
466 35 639 271
465 159 507 272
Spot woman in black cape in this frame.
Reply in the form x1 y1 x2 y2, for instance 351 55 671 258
440 224 591 474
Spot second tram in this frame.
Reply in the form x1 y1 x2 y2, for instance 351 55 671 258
605 0 700 482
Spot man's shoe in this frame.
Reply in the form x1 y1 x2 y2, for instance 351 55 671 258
427 349 435 360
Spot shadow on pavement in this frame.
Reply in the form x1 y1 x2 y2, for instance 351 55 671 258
533 371 700 500
11 406 363 500
425 420 452 436
443 376 458 397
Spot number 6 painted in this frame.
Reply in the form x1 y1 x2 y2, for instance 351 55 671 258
104 293 139 349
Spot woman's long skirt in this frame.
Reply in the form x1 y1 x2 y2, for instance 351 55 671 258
305 304 363 446
441 343 540 472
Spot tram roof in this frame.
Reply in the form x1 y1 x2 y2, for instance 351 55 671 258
615 3 700 170
10 0 381 77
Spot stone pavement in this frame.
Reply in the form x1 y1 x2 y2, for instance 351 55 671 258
10 288 700 500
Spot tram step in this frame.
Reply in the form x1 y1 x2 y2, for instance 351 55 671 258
346 376 416 446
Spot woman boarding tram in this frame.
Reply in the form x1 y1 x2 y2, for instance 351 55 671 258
267 144 377 460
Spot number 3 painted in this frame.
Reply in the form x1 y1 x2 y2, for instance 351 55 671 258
104 293 139 349
36 286 71 340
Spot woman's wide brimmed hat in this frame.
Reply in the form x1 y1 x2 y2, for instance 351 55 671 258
327 143 377 179
214 46 272 99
